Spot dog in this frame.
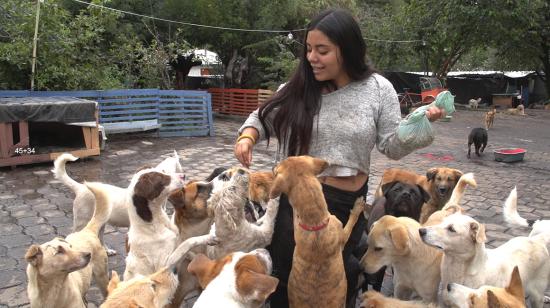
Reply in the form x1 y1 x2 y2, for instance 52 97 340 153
371 181 431 224
269 155 365 308
25 182 110 308
188 248 279 307
102 234 210 308
361 173 476 303
505 104 526 115
360 290 437 308
204 167 279 259
53 151 183 255
124 168 184 280
468 97 481 109
375 167 463 224
545 103 550 110
467 127 487 158
419 209 550 307
484 106 496 129
446 266 526 308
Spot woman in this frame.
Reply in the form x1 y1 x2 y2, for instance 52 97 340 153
234 8 443 308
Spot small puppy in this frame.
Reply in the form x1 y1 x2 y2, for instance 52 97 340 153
188 248 279 307
25 182 110 308
419 210 550 307
485 106 496 129
467 127 488 158
360 290 437 308
124 168 184 280
270 156 364 308
505 104 526 115
447 266 526 308
205 168 279 259
468 97 481 109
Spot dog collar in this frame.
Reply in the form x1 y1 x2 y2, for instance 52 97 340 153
299 218 329 231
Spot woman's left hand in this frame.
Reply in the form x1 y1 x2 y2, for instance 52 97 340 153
425 106 445 122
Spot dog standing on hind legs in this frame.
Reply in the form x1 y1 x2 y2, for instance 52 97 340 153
467 127 487 158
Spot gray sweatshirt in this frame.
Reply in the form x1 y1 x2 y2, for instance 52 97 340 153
239 73 434 175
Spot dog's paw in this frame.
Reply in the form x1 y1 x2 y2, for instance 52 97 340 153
105 246 117 256
351 197 366 216
207 236 220 246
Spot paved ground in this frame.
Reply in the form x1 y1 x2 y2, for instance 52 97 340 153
1 108 549 307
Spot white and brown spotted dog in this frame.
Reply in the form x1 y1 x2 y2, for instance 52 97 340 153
188 248 279 307
419 205 550 307
204 167 279 259
270 155 365 308
375 167 463 224
53 151 183 255
25 182 110 308
446 266 526 308
361 173 477 303
124 168 184 280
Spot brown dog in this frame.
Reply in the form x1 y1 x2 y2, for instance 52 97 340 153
375 167 463 224
270 155 364 308
360 290 437 308
485 106 496 129
504 104 526 116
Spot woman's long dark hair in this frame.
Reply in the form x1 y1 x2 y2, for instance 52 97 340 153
259 8 375 156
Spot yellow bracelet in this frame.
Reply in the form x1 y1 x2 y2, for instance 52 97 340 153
236 134 256 145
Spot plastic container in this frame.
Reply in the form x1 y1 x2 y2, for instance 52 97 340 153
494 148 526 162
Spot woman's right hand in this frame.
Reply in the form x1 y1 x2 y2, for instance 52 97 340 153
234 138 254 168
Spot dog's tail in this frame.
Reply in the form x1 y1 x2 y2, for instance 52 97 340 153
51 153 85 193
173 149 183 173
502 187 535 227
82 182 112 235
443 172 477 210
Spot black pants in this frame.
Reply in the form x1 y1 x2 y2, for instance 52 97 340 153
267 181 368 308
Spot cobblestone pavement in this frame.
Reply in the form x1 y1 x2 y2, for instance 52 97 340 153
1 108 549 307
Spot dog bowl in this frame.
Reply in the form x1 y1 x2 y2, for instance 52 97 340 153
440 116 452 122
494 148 526 162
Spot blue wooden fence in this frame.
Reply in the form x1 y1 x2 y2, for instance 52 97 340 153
0 89 214 137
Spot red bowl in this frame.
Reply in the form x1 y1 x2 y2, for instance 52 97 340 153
493 148 526 162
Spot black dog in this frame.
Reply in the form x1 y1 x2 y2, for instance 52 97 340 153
468 127 488 158
360 181 431 292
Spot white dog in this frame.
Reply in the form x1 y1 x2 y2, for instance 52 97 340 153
123 168 184 280
202 168 279 259
468 97 482 109
419 209 550 307
53 151 183 255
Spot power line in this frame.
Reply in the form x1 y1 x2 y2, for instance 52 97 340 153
70 0 306 33
364 37 423 43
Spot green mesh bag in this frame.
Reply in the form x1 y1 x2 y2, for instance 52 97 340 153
397 91 455 147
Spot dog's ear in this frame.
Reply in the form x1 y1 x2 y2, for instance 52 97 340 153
469 222 486 244
453 170 464 181
426 168 438 182
187 253 217 289
168 188 185 208
310 157 329 175
388 224 410 255
381 181 399 196
107 270 120 295
269 174 286 199
506 266 525 300
134 172 171 200
205 167 228 182
237 271 279 303
417 185 431 203
25 244 43 267
486 290 502 308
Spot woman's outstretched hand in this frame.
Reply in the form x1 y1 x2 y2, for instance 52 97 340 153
234 138 254 168
425 106 446 122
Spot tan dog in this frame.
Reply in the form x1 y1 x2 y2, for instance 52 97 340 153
101 268 178 308
544 104 550 110
504 104 526 115
25 182 110 308
361 173 476 303
270 155 364 308
360 290 437 308
484 106 496 129
446 266 526 308
375 167 463 224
